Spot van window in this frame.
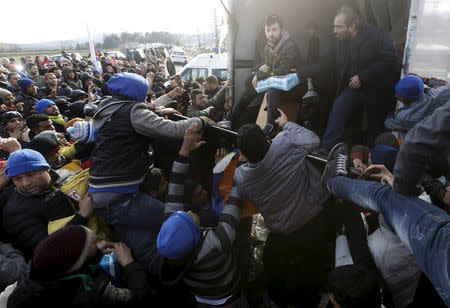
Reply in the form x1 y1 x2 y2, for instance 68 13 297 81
212 69 228 81
172 51 185 56
190 68 208 82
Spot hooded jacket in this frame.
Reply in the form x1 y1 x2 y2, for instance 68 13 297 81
257 30 300 80
89 73 203 190
385 85 450 132
234 122 330 233
62 68 82 90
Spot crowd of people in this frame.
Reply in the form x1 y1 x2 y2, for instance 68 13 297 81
0 3 448 308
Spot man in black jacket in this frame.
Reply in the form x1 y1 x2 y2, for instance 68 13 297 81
393 100 450 197
232 15 307 134
2 147 92 259
320 5 398 152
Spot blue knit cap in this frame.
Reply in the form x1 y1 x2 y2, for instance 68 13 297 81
107 72 149 102
395 76 424 100
157 211 201 260
6 149 50 178
17 78 36 92
35 99 56 114
370 145 399 172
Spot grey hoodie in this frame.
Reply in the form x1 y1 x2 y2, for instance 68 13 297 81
234 122 330 234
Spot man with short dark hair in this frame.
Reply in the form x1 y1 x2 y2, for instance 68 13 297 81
26 114 56 139
318 5 398 153
6 73 22 98
186 85 228 118
38 72 72 99
327 265 382 308
234 109 335 306
27 64 46 88
233 15 307 135
204 75 221 99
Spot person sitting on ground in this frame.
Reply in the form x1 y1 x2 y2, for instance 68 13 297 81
6 225 152 308
35 99 67 133
157 123 245 307
2 145 93 259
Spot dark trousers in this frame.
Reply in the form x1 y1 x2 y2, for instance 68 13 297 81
266 82 308 127
322 88 392 150
263 200 338 308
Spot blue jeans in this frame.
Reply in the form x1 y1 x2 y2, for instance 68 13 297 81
329 176 450 306
91 191 164 231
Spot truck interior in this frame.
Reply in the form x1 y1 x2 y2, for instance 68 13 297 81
226 0 450 111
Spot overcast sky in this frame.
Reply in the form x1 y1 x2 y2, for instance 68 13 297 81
2 0 225 44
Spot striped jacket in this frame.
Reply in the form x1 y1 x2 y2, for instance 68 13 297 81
160 155 242 301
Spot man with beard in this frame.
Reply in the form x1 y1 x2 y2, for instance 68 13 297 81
316 5 398 154
232 15 307 135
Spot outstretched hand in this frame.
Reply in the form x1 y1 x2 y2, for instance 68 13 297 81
179 123 206 156
275 108 288 128
364 164 394 187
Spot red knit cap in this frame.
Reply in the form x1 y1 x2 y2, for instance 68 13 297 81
32 225 94 281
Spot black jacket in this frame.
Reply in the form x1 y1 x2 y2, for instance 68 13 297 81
90 96 200 190
8 261 152 308
2 183 87 259
394 100 450 195
334 24 398 95
256 31 301 80
89 97 153 189
19 93 38 117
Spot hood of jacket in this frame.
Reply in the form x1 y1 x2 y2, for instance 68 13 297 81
92 96 133 130
268 30 291 54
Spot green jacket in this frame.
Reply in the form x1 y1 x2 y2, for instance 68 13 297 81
186 87 227 118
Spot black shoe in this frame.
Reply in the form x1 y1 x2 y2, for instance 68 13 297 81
312 147 330 158
321 142 350 191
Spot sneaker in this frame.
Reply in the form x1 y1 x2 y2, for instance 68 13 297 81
321 142 349 191
312 147 330 158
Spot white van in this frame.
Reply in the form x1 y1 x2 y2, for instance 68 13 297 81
179 53 228 83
